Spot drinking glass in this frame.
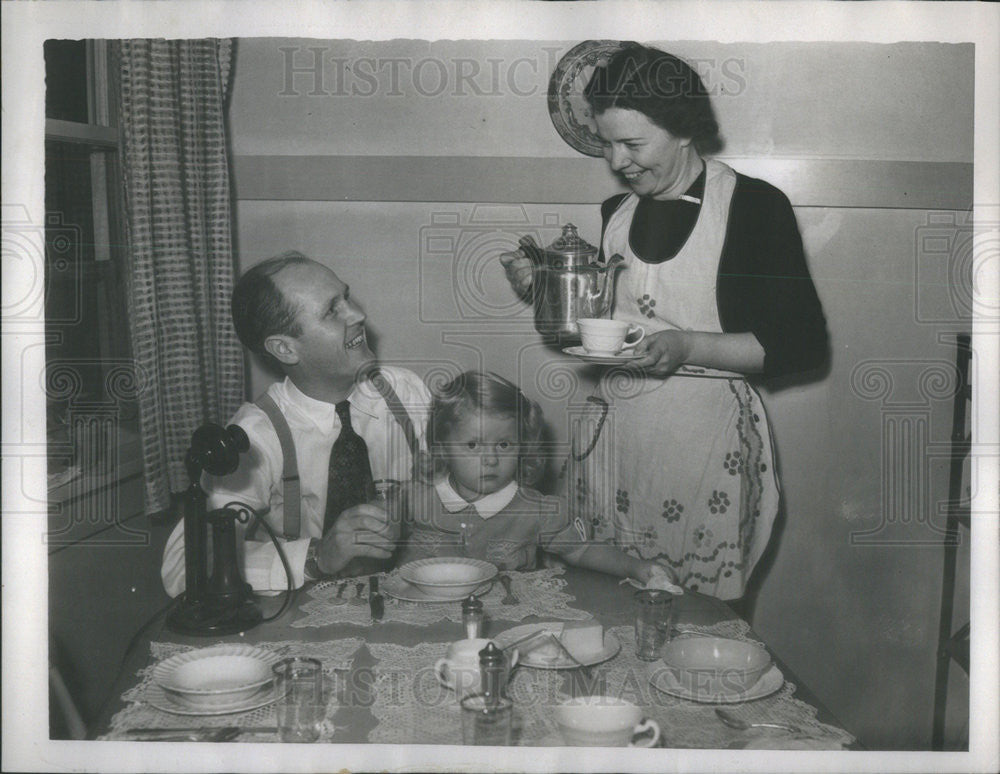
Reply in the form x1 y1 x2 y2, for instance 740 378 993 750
272 657 324 743
633 589 674 661
460 693 513 746
371 479 402 546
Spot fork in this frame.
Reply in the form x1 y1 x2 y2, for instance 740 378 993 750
499 573 520 605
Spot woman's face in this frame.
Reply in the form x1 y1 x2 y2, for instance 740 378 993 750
593 107 698 200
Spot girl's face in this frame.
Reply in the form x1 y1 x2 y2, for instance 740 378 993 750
440 409 520 502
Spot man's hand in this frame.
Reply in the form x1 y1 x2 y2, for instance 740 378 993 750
315 503 395 576
631 329 693 379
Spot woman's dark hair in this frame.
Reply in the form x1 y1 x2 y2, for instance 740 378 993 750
230 250 313 361
584 44 722 154
424 371 546 487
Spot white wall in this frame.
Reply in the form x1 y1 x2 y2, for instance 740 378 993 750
229 38 974 749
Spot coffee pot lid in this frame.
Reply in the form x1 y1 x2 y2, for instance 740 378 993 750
546 223 597 260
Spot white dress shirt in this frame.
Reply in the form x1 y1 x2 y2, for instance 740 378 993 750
161 366 431 596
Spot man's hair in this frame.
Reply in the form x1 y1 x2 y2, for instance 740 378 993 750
584 44 722 154
231 250 314 360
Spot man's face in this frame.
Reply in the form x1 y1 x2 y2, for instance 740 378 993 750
272 261 375 385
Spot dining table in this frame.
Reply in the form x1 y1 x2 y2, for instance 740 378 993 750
95 563 857 750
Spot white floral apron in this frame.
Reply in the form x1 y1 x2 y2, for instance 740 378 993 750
567 159 780 600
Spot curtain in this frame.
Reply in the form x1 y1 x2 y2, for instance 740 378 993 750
116 39 244 513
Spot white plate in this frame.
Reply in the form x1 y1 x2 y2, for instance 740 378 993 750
562 346 643 365
382 574 494 603
495 622 621 669
647 662 785 704
145 682 283 716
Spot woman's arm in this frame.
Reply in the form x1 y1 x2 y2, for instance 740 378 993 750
631 330 765 379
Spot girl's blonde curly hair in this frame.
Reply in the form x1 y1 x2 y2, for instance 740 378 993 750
418 370 547 488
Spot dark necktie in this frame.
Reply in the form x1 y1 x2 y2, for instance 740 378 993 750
324 400 375 534
323 400 386 577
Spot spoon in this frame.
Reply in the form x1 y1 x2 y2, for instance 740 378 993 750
499 574 519 605
715 708 801 734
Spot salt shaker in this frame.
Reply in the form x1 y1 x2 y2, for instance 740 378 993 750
478 641 505 706
462 595 484 639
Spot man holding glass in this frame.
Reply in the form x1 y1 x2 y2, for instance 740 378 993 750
161 251 431 596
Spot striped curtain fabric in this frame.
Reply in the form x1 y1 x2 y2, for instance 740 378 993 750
116 39 244 513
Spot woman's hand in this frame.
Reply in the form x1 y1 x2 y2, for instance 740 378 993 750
498 247 534 299
631 329 693 378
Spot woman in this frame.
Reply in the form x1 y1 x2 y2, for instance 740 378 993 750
501 45 828 601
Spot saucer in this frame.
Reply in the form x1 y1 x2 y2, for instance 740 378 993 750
647 662 784 704
495 622 621 669
562 346 643 365
381 574 494 603
146 682 283 716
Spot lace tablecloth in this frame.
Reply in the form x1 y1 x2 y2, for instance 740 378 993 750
293 567 591 629
99 638 363 742
366 621 855 749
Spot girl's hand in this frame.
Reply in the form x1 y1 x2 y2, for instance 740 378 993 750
634 558 679 586
631 329 693 378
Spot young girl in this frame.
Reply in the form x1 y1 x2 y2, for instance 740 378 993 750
396 370 670 584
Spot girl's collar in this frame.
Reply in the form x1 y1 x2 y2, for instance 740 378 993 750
433 476 519 519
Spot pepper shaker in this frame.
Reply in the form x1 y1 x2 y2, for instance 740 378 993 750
478 641 506 706
462 595 484 639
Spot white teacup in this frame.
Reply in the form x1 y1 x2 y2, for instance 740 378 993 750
554 696 661 747
434 639 519 699
577 318 645 355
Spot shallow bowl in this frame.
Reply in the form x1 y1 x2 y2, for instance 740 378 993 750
659 636 771 698
155 645 276 708
398 557 497 598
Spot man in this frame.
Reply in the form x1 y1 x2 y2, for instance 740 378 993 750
161 251 430 596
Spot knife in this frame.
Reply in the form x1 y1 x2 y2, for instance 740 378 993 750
369 575 384 622
548 633 593 679
124 726 277 741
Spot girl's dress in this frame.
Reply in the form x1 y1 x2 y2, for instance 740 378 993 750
567 159 780 600
397 477 587 571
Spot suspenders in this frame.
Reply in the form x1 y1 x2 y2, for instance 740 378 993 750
254 392 302 540
248 369 419 541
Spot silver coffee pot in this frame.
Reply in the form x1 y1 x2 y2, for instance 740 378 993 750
520 224 625 340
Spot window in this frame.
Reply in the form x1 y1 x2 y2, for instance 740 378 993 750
45 40 139 501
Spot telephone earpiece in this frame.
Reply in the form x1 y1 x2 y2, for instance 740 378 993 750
187 423 250 477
